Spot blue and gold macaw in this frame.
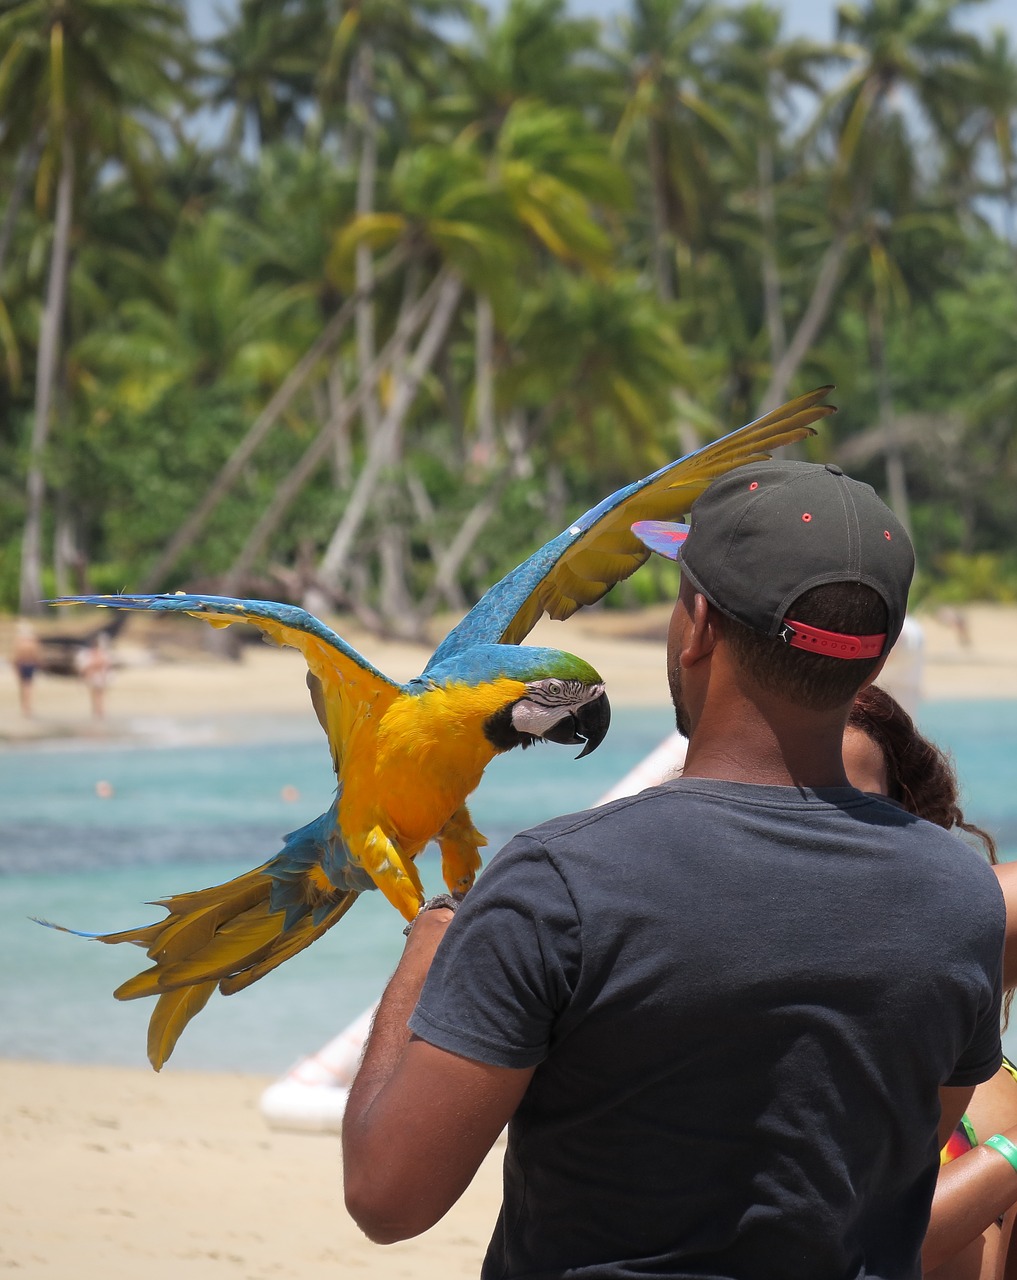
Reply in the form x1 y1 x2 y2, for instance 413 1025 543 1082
46 389 833 1068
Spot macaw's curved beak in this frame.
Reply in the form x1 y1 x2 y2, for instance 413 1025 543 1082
544 690 611 759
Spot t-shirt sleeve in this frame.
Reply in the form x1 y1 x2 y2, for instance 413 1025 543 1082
944 885 1005 1088
408 833 581 1069
944 995 1002 1087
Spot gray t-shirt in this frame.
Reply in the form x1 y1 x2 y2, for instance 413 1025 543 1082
410 779 1005 1280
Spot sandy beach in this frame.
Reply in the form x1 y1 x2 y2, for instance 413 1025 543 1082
3 600 1016 745
0 1059 506 1279
3 600 1016 1276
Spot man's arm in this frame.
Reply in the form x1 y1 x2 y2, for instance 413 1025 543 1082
342 908 535 1244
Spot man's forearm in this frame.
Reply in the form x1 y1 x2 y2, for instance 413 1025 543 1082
343 908 453 1135
341 904 534 1243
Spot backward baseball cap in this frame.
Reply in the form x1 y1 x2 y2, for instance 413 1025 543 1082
633 460 915 659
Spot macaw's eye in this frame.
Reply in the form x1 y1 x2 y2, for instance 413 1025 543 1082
548 681 564 697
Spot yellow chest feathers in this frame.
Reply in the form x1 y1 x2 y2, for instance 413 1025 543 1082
338 678 527 850
377 677 527 776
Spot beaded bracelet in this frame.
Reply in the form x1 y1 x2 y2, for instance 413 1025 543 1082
984 1133 1017 1174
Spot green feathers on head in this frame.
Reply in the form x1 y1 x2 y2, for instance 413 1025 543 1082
418 643 604 690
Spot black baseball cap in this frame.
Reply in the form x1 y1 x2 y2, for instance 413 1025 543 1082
632 460 915 659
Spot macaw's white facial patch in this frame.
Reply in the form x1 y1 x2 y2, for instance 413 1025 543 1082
510 679 606 736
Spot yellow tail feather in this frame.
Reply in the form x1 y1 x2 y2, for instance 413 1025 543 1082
147 983 217 1071
102 866 360 1067
220 891 357 995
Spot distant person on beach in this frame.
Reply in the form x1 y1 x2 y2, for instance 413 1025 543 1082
75 633 111 720
343 460 1005 1279
12 620 43 717
845 684 1017 1279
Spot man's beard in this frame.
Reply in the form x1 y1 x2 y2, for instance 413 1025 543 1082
668 659 692 739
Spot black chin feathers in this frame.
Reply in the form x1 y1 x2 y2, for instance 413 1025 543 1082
484 704 534 752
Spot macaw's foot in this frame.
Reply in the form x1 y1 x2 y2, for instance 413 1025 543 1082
437 808 487 898
356 827 426 923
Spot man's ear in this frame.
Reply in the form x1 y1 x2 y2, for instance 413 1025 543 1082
679 592 719 669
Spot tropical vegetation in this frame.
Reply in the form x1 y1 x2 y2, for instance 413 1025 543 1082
2 0 1016 632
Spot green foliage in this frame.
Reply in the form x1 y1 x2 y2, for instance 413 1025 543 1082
3 0 1017 620
915 554 1017 606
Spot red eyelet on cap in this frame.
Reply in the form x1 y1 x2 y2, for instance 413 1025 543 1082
884 530 892 540
749 481 758 491
802 513 812 522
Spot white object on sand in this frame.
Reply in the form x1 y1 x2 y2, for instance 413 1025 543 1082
260 1002 377 1133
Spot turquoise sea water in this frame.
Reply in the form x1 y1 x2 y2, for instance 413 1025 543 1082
1 700 1015 1075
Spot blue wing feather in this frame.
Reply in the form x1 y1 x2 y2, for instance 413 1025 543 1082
425 388 835 673
49 593 404 693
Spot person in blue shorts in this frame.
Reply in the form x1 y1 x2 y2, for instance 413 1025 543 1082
343 460 1005 1280
12 621 42 717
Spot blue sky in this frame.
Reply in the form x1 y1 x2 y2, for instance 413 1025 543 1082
769 0 1014 41
778 0 1017 41
570 0 1017 40
188 0 1017 42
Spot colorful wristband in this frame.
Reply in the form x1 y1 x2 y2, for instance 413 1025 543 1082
984 1134 1017 1174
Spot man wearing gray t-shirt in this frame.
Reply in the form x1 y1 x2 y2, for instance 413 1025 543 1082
342 461 1004 1280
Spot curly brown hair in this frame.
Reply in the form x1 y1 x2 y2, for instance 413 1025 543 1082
848 686 998 860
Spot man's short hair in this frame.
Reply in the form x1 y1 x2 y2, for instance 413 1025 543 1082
718 581 888 709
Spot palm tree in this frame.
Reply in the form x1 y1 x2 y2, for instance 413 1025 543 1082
435 0 608 137
312 137 516 622
755 0 985 412
955 28 1017 242
0 0 191 613
706 4 838 403
255 93 632 630
78 210 310 410
315 0 473 622
817 110 970 531
611 0 733 302
437 0 615 456
206 0 328 152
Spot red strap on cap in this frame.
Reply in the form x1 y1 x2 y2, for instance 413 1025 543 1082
780 619 885 660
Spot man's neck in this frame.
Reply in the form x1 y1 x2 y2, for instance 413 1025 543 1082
681 691 852 790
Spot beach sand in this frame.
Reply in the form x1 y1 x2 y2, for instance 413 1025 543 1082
3 600 1016 744
2 601 1016 1276
0 1059 505 1279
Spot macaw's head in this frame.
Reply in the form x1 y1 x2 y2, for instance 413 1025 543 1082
461 645 611 759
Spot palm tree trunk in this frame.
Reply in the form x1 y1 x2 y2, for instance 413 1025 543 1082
223 269 461 594
20 135 73 615
869 302 911 536
327 360 352 487
473 294 496 465
755 226 850 415
317 270 464 592
352 43 380 444
756 88 887 416
757 138 786 369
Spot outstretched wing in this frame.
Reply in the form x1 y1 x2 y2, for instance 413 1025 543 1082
51 594 404 775
426 388 835 670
